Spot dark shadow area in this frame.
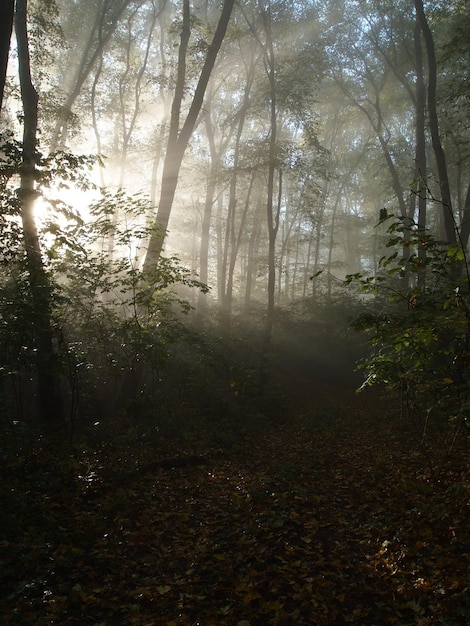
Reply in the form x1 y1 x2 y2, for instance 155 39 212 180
1 304 469 625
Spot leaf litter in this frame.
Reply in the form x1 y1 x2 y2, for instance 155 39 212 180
1 387 469 625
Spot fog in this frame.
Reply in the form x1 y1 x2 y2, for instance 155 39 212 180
1 3 469 622
0 0 468 418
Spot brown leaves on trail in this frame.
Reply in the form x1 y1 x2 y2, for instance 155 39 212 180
1 394 469 625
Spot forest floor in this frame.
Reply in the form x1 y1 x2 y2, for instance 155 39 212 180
1 377 469 625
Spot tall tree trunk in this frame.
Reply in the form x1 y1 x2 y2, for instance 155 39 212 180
197 113 218 319
414 18 427 288
216 194 225 305
311 212 324 300
291 214 302 300
244 190 262 310
219 69 254 330
143 0 235 271
107 3 158 260
262 3 280 349
415 0 456 244
224 171 255 327
15 0 62 421
0 0 14 114
461 183 470 251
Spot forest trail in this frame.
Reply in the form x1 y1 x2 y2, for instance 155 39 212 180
1 384 469 625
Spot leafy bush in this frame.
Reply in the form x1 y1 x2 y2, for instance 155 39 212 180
347 214 470 454
0 159 208 432
46 189 209 430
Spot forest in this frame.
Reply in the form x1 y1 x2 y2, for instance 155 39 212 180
0 0 469 623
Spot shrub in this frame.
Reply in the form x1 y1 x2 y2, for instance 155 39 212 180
347 214 470 456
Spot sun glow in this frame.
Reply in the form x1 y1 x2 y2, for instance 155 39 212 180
35 184 96 227
33 184 99 255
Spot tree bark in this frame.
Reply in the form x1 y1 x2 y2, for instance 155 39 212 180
15 0 62 421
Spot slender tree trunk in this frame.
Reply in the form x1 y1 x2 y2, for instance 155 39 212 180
107 4 157 260
149 15 173 207
311 212 324 299
291 215 302 300
304 229 313 298
118 3 156 185
244 190 262 310
15 0 62 421
461 183 470 250
0 0 14 114
414 18 427 288
51 0 135 150
197 114 218 318
197 96 235 319
224 171 255 326
277 194 299 302
263 3 280 348
143 0 235 271
216 195 225 305
336 79 408 217
90 51 106 186
219 71 254 329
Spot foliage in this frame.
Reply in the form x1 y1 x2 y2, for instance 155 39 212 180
346 213 470 454
0 130 208 427
42 188 210 427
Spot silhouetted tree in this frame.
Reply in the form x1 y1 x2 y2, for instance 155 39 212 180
15 0 62 420
0 0 14 114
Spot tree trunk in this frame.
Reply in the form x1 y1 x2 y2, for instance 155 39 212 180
51 0 135 150
460 183 470 250
244 190 262 310
414 18 427 289
219 70 254 330
143 0 235 271
15 0 62 421
0 0 14 114
415 0 456 244
224 171 255 327
336 75 408 218
262 3 280 349
197 112 218 319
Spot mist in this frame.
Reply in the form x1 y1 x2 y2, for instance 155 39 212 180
1 0 469 622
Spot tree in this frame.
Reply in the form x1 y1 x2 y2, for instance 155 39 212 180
15 0 62 420
329 1 413 220
259 0 281 346
218 48 258 327
197 93 234 319
143 0 235 271
50 0 136 150
415 0 457 245
437 0 470 236
0 0 15 114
